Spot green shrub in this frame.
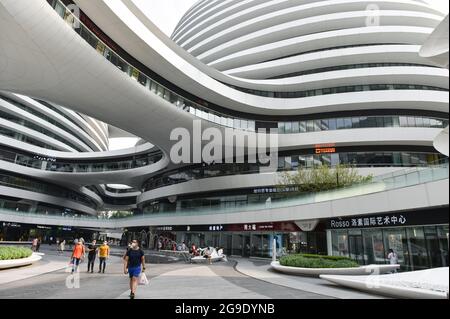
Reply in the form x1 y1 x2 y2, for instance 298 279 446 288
279 254 359 268
0 246 33 260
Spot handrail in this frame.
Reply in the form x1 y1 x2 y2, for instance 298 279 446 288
1 163 447 223
0 148 163 173
47 0 258 132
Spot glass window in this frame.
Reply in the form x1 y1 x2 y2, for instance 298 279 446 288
363 229 386 264
320 119 329 131
299 121 307 133
314 120 322 132
351 117 360 128
384 116 393 127
415 117 424 127
407 116 416 127
383 228 409 271
285 122 292 134
306 121 314 132
392 116 400 127
399 116 408 127
292 122 299 133
331 230 349 257
278 122 285 134
336 118 345 129
328 119 337 130
344 118 352 129
406 227 429 270
360 117 369 128
376 117 384 127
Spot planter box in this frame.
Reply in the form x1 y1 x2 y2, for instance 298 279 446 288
271 261 399 277
0 253 42 270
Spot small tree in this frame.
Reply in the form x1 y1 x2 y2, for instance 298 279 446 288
279 164 372 193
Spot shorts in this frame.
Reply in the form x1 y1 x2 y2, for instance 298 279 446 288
128 266 141 278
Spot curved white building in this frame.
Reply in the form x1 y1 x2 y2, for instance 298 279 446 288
0 0 448 270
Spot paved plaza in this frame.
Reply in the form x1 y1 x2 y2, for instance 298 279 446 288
0 247 384 299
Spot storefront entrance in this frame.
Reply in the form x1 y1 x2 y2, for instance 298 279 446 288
327 208 449 271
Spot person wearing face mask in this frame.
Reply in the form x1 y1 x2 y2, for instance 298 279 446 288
98 241 110 273
124 240 146 299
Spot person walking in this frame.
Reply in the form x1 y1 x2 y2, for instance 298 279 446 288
31 238 38 252
87 240 97 273
36 238 41 252
387 249 399 272
123 240 146 299
60 239 66 254
70 240 85 274
98 241 110 273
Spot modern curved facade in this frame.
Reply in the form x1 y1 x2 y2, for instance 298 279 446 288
0 0 448 270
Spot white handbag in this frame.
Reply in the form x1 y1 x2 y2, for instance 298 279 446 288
138 272 149 286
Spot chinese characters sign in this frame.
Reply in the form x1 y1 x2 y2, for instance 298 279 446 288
328 214 407 229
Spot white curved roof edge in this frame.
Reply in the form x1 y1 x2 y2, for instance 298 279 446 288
223 44 426 77
0 177 447 228
0 118 78 152
210 27 433 71
172 0 225 39
182 0 445 53
0 98 94 152
137 167 405 205
222 67 449 92
4 92 104 151
75 1 448 115
0 134 156 160
194 10 444 60
420 15 449 68
172 0 252 42
0 186 97 215
0 152 170 189
433 126 449 156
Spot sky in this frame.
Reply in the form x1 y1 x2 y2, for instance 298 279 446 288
110 0 448 150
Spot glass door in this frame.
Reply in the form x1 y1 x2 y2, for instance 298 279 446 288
349 233 364 264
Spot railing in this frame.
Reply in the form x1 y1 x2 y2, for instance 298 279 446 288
47 0 258 132
0 163 447 225
142 155 448 192
0 148 163 173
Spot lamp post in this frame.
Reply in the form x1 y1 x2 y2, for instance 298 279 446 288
272 238 277 262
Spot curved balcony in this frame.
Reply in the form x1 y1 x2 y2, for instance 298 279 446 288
0 163 447 228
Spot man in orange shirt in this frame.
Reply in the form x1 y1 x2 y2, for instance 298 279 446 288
71 240 85 274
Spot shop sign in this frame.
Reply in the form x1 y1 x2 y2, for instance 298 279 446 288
208 225 224 231
37 225 52 230
2 222 21 228
328 214 407 229
327 209 449 230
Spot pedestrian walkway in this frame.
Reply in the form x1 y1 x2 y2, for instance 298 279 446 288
118 264 269 299
0 254 68 285
234 258 386 299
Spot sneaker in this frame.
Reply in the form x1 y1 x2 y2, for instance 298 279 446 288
130 293 135 299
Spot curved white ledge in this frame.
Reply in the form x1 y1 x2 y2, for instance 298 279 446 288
420 15 449 68
320 267 449 299
195 10 443 62
433 126 449 156
271 261 399 277
0 177 447 228
0 253 42 270
0 185 97 215
183 0 444 55
211 26 433 71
